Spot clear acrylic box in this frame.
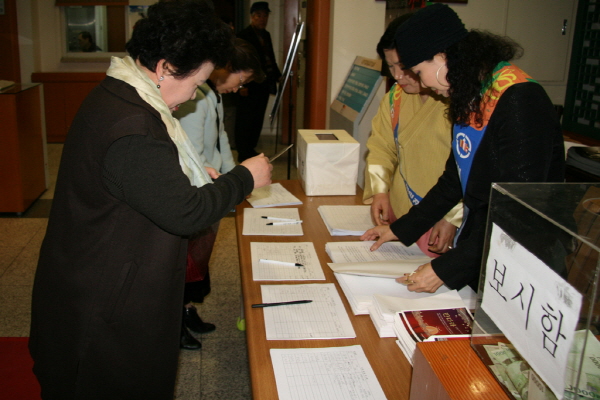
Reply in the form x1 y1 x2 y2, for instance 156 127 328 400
471 183 600 400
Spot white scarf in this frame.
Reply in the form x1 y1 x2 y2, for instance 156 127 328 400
106 56 212 188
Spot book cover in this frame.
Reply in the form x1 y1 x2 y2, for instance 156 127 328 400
400 308 473 342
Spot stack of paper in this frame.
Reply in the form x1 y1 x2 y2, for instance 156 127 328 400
329 261 428 278
246 183 302 208
317 205 373 235
393 307 473 365
333 272 409 315
334 271 475 316
368 289 476 337
326 241 431 263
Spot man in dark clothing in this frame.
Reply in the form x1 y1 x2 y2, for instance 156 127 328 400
235 1 281 162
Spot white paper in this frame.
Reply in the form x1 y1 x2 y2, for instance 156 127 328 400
270 345 387 400
250 242 325 281
246 183 302 208
318 205 373 236
326 241 428 263
481 223 583 399
242 207 303 236
374 290 467 321
328 261 425 278
334 272 476 316
260 283 356 340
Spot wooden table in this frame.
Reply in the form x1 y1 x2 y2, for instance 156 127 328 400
410 340 510 400
235 180 412 399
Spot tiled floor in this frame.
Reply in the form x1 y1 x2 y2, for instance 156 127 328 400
0 134 297 399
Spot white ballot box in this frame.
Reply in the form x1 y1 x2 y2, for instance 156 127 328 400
296 129 359 196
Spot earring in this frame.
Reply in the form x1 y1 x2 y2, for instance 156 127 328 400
157 76 164 89
436 65 449 87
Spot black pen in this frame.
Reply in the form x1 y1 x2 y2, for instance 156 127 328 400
251 300 313 308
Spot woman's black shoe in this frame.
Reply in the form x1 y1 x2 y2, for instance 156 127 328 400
180 323 201 350
183 305 216 334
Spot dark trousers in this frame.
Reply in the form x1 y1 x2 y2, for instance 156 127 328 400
234 81 271 162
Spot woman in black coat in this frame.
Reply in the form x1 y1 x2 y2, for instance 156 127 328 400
361 4 564 294
29 2 272 399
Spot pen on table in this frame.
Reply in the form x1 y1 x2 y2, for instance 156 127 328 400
251 300 312 308
266 220 303 226
261 216 298 221
259 258 304 267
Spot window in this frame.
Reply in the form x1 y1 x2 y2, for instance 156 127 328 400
63 5 148 54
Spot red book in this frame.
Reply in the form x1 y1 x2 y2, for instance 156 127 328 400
400 308 473 342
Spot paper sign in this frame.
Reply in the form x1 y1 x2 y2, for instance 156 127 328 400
481 223 583 399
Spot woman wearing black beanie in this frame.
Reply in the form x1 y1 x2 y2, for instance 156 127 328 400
361 4 565 293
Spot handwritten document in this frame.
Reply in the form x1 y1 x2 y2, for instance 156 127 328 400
317 205 373 236
481 223 582 399
243 207 303 236
270 345 387 400
250 242 325 281
246 183 302 208
260 283 356 340
326 241 428 263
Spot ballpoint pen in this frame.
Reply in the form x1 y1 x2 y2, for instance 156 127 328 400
268 144 293 162
258 258 304 267
261 216 298 221
266 220 303 226
251 300 312 308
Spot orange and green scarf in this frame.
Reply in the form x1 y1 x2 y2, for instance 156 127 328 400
453 62 537 193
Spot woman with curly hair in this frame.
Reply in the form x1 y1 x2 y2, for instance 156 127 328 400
361 4 564 294
29 1 272 398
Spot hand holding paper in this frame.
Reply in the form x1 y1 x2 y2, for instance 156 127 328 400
396 263 444 293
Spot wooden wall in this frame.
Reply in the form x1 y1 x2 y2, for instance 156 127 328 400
31 72 106 143
0 0 20 82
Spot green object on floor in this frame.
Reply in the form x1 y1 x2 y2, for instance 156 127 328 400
236 317 246 331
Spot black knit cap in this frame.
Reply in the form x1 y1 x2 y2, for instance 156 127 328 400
395 4 468 69
250 2 271 13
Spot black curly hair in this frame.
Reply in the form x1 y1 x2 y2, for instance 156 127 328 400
126 0 234 79
444 30 523 127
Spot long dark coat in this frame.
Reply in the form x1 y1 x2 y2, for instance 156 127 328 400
29 77 252 399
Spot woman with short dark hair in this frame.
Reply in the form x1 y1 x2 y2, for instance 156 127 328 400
29 2 272 398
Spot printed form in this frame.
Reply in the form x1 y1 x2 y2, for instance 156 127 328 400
251 242 325 281
270 345 387 400
260 283 356 340
317 205 373 236
246 183 302 208
326 241 428 263
243 208 303 236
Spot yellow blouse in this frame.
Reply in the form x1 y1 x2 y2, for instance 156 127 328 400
363 89 462 226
